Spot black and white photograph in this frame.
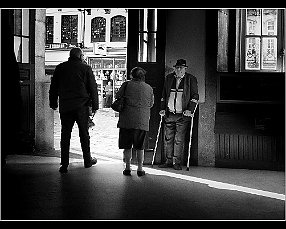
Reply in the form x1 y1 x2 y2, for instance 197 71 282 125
1 7 285 221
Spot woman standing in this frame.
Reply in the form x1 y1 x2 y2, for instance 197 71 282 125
116 67 154 176
104 81 113 108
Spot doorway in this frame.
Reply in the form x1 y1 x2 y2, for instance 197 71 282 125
47 8 128 161
49 9 166 164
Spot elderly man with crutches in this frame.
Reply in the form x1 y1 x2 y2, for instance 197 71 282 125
154 59 199 170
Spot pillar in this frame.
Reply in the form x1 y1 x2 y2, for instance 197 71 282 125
34 9 55 152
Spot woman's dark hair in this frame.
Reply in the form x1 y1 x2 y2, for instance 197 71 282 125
130 67 146 81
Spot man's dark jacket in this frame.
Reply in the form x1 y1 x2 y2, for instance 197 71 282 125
160 72 199 114
49 57 99 113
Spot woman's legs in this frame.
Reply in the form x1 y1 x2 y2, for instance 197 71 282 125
136 149 144 172
120 128 146 176
123 149 145 176
135 149 145 176
123 148 132 170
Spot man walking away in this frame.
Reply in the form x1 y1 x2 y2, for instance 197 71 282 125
49 47 99 173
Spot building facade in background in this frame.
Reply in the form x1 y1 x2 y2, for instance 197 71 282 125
45 8 128 107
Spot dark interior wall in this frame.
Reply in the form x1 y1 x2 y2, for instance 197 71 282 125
164 9 208 165
165 9 206 103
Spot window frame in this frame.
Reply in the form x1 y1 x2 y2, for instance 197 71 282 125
110 15 126 42
239 9 284 72
137 9 157 63
91 16 106 42
217 9 285 73
13 9 31 64
45 15 54 44
217 9 285 104
61 15 78 45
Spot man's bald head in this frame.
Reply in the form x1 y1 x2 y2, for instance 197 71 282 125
70 47 83 59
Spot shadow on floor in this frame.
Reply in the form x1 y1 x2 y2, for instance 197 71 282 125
1 154 285 220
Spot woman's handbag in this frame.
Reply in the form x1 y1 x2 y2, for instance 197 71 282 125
111 97 124 112
111 82 128 112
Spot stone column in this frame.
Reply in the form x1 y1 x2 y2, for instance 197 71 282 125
197 10 217 167
197 80 216 167
34 9 55 152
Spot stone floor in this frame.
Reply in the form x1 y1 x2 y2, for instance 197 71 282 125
2 154 285 220
1 108 285 221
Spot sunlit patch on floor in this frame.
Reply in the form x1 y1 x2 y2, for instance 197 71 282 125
141 167 285 201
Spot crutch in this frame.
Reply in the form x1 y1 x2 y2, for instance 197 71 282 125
186 103 198 171
151 115 163 167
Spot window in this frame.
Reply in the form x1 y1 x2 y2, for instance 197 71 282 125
46 16 54 44
243 9 280 71
91 17 106 42
217 9 284 72
138 9 157 62
110 15 126 42
61 15 78 44
13 9 30 63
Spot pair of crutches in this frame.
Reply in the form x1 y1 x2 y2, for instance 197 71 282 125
151 103 198 171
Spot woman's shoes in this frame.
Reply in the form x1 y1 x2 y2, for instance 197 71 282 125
59 165 68 173
123 169 146 176
137 170 146 177
123 169 131 176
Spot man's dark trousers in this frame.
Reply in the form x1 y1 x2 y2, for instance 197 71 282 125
60 105 91 166
164 113 191 165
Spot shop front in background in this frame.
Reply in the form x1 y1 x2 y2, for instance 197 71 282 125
88 56 127 108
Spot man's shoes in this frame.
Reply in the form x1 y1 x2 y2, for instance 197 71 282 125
123 169 131 176
84 157 97 168
173 163 182 170
59 165 68 173
158 163 173 168
137 170 146 176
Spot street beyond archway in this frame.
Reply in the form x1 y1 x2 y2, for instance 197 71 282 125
54 108 122 161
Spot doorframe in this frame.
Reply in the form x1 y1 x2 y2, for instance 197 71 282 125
127 9 166 164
